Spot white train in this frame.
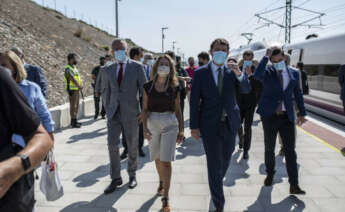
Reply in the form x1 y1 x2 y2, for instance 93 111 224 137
230 33 345 124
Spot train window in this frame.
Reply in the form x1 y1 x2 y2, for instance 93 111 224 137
324 65 340 77
304 65 319 76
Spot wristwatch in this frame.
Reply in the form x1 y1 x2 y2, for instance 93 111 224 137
16 154 31 171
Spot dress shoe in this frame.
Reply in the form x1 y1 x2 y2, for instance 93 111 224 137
214 209 224 212
102 115 106 119
264 174 274 186
290 185 306 195
128 176 137 189
139 149 146 157
94 115 98 120
243 151 249 160
120 151 128 160
104 178 123 194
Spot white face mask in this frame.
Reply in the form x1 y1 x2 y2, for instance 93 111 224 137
157 66 170 77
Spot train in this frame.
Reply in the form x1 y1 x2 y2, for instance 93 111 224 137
230 33 345 124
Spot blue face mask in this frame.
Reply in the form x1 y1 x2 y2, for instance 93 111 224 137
140 58 144 63
114 50 127 62
243 60 252 69
148 59 154 66
273 61 286 70
213 51 227 65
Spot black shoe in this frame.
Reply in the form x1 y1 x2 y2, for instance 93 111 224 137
102 116 106 119
128 177 137 189
290 185 306 195
120 151 128 160
243 151 249 160
215 209 224 212
94 115 98 120
139 149 146 157
264 174 274 186
104 178 123 194
71 119 81 128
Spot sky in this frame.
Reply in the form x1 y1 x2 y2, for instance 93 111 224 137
33 0 345 59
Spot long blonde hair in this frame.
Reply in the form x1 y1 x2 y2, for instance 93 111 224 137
150 54 179 88
0 51 27 82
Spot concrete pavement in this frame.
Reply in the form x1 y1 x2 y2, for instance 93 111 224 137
35 109 345 212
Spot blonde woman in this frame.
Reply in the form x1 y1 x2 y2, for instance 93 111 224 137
142 54 184 212
0 51 54 145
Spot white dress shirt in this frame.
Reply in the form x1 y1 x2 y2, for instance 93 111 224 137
281 65 290 111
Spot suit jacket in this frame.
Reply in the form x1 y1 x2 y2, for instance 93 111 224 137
101 59 147 121
190 63 251 137
338 64 345 101
253 56 306 123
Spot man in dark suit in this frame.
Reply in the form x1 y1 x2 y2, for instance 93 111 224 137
254 47 307 195
297 62 309 95
190 38 250 212
236 50 263 159
338 64 345 113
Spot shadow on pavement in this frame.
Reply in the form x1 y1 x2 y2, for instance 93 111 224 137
60 183 129 212
176 137 204 160
223 150 249 187
245 186 305 212
72 146 151 188
136 194 160 212
67 127 107 143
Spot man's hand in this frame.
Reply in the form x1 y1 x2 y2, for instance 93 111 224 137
266 48 272 57
143 129 152 140
0 158 23 199
137 113 143 123
245 66 252 76
228 62 242 76
191 129 201 141
297 116 307 126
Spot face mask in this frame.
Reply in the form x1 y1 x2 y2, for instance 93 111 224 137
114 50 127 62
140 58 144 63
213 51 227 65
148 59 154 66
73 61 78 65
273 61 286 70
157 66 170 77
243 60 252 68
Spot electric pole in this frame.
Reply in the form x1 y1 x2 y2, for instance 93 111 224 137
241 33 254 45
255 0 325 44
172 41 177 53
115 0 121 37
161 27 168 53
54 0 56 11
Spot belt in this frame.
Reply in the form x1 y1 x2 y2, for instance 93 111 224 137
275 111 287 116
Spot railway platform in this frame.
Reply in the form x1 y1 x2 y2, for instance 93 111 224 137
35 108 345 212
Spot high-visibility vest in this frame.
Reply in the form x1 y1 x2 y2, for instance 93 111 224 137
64 64 82 91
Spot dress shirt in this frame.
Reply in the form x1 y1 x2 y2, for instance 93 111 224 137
280 65 290 111
12 80 54 147
210 62 244 86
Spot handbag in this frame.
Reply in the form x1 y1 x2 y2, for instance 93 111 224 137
39 149 64 201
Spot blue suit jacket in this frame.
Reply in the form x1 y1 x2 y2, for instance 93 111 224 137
190 63 250 138
253 56 306 123
24 64 47 97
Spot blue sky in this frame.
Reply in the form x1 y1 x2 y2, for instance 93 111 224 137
34 0 345 59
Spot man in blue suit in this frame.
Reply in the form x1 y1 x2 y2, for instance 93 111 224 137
254 47 307 195
190 38 250 212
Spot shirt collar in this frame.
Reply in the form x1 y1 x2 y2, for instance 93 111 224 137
211 62 225 73
18 79 29 86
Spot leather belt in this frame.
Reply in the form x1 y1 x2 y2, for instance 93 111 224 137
275 111 287 116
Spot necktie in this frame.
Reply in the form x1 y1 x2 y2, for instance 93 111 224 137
217 68 223 96
117 63 123 87
276 70 283 112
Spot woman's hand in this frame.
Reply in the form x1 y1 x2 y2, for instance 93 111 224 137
176 132 184 144
144 128 152 140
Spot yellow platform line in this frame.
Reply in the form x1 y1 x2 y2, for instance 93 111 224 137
297 126 345 157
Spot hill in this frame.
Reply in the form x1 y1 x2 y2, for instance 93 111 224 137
0 0 146 107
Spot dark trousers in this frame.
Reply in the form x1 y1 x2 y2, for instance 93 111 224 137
122 124 144 152
94 95 106 117
180 93 186 118
238 105 256 152
202 120 236 210
342 99 345 114
262 114 299 186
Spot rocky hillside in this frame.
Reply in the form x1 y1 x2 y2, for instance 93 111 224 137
0 0 144 107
